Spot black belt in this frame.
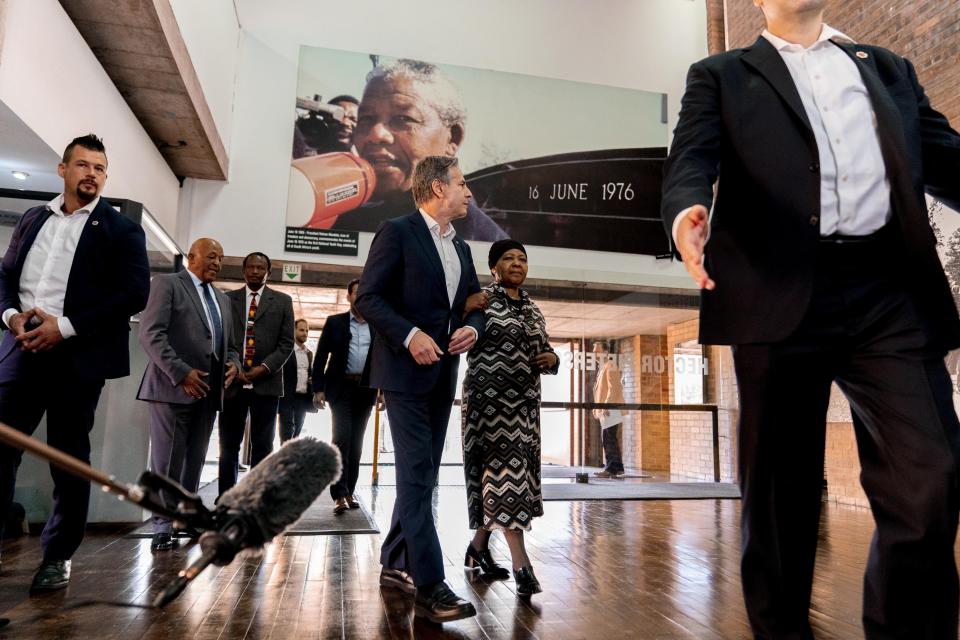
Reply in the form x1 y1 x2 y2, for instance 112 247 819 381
819 225 893 244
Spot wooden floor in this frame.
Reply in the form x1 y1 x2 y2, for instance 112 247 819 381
0 483 955 639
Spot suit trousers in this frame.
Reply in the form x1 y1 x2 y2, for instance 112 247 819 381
218 389 278 497
733 237 960 640
601 424 624 473
278 392 311 443
0 348 104 561
147 397 218 533
380 359 454 587
329 382 377 500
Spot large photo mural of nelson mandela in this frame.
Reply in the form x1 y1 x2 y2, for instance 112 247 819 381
284 47 669 256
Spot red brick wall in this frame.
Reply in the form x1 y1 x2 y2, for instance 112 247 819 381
723 0 960 126
665 319 739 481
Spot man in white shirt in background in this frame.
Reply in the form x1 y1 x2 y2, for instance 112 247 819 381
278 318 314 443
663 0 960 637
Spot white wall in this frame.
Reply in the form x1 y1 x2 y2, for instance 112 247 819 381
168 0 240 155
0 0 181 232
181 0 709 288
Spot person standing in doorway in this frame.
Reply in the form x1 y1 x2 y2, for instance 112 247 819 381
592 340 625 479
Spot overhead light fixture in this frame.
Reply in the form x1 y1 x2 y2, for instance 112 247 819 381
141 210 183 257
11 171 29 180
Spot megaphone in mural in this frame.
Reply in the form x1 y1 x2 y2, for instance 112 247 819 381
287 152 377 229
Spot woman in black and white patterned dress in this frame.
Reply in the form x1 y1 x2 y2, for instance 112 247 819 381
461 239 559 597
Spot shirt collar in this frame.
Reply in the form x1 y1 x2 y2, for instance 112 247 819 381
295 342 308 352
349 310 366 324
419 208 456 240
762 24 854 52
186 270 204 288
46 194 100 217
246 285 264 298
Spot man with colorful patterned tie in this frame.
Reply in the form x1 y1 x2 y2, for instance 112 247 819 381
217 252 295 499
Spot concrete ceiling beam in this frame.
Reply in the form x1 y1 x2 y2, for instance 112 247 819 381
59 0 228 180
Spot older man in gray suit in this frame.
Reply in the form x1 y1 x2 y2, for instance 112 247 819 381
137 238 239 551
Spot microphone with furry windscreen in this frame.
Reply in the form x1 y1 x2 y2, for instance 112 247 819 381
154 437 341 607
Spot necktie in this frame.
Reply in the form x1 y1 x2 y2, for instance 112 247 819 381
201 283 223 357
244 292 258 370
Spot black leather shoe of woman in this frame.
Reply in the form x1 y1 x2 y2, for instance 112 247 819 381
514 566 542 597
464 544 510 579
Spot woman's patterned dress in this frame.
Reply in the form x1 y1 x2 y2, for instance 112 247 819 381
461 284 558 531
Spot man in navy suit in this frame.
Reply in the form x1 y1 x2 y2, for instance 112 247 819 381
356 155 483 623
0 134 150 591
312 278 377 514
663 1 960 636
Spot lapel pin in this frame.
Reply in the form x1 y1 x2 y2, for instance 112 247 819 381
91 220 99 226
856 51 869 59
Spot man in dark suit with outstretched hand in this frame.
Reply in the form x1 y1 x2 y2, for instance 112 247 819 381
662 1 960 637
356 156 483 623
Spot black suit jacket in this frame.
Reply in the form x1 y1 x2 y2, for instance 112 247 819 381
225 285 295 397
0 198 150 379
311 311 374 403
355 212 484 397
662 37 960 348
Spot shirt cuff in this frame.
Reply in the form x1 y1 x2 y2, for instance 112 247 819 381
260 362 271 373
463 326 478 342
57 316 76 339
2 308 17 328
403 327 420 349
671 206 711 246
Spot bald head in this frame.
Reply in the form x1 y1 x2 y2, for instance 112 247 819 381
187 237 224 283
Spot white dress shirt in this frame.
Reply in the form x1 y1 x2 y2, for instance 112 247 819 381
672 24 891 244
402 209 476 349
294 344 310 393
2 194 102 339
186 270 223 353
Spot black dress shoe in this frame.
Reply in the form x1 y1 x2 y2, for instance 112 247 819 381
151 532 174 551
379 567 416 595
514 565 542 597
333 497 349 515
464 544 509 579
30 560 71 592
414 582 477 623
347 495 360 509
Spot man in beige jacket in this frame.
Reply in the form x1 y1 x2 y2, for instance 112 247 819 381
592 341 625 478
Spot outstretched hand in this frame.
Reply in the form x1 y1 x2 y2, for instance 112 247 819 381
675 205 715 290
